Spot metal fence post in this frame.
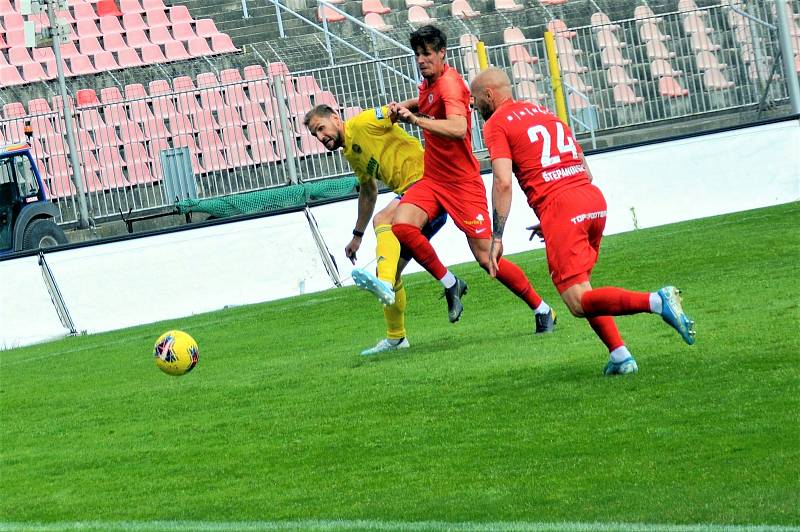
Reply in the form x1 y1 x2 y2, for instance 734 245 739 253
320 1 334 66
241 0 249 19
275 0 284 36
272 74 299 184
774 0 800 114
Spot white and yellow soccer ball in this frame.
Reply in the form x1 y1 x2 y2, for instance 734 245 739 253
154 330 199 376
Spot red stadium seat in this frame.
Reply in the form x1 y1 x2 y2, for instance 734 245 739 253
364 13 392 32
77 19 102 38
117 47 144 67
362 0 390 15
9 46 33 65
195 18 221 38
122 12 147 31
93 51 120 71
451 0 479 19
76 88 100 107
188 36 214 56
99 15 125 34
211 34 238 53
612 84 643 104
120 0 144 13
495 0 523 12
145 8 171 27
171 21 195 40
138 43 165 63
169 5 193 23
408 6 434 26
103 32 129 52
148 26 174 45
164 40 191 61
22 62 48 82
659 76 689 97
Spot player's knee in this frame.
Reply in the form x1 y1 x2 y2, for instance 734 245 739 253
566 302 585 318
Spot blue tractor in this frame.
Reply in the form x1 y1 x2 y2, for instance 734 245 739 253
0 141 68 254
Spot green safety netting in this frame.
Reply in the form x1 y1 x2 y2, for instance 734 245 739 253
175 176 358 218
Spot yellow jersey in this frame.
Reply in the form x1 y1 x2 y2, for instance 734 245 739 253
342 106 424 194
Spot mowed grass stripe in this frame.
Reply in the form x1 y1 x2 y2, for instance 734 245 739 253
1 521 799 531
1 203 798 526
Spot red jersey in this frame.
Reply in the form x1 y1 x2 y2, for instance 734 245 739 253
417 64 480 183
483 100 590 214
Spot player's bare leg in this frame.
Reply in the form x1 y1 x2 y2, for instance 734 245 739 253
392 202 466 323
467 237 555 333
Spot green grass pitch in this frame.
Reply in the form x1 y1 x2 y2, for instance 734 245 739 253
1 203 798 531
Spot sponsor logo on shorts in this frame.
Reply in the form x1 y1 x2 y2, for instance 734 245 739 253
543 164 585 183
463 213 485 226
475 228 486 234
570 210 607 224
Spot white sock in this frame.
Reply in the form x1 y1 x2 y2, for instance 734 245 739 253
610 345 632 363
534 301 551 315
440 271 456 289
649 292 662 314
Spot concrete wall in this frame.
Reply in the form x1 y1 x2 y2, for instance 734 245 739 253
3 119 798 349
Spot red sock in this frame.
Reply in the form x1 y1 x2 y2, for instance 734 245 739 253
581 287 651 317
495 258 543 310
392 223 447 280
587 316 625 351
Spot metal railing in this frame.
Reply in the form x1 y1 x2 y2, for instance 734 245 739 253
1 2 797 225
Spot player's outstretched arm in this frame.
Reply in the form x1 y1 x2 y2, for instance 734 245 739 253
406 113 468 140
489 158 514 278
346 177 379 264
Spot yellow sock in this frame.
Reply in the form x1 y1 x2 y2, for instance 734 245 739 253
375 224 401 286
384 281 407 340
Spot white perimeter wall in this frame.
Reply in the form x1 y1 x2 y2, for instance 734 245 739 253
3 119 798 348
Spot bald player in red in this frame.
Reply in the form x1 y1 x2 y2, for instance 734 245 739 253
472 68 696 375
390 25 555 333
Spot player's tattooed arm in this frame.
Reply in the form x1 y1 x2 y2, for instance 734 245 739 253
492 209 507 240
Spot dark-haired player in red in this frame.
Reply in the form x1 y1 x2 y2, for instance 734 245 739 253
390 25 555 332
472 68 695 375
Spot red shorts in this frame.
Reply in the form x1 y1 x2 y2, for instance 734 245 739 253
539 183 607 293
399 176 491 239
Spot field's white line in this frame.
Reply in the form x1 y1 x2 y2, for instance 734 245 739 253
1 521 798 532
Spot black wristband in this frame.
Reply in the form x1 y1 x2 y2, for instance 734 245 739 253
352 229 365 238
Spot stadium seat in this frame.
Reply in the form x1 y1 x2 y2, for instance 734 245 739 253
612 84 643 105
195 19 222 38
73 3 98 20
102 102 128 126
590 12 619 32
148 26 174 46
451 0 479 20
188 36 214 56
3 102 26 119
600 47 630 67
28 98 52 114
93 51 120 71
508 44 537 64
639 22 670 42
76 88 100 106
407 5 435 26
405 0 432 7
122 12 147 31
495 0 523 13
124 83 147 99
171 22 195 41
287 93 313 115
224 83 250 108
299 131 326 156
703 68 734 90
514 80 543 102
511 62 541 82
146 8 171 28
0 0 15 16
96 0 123 17
140 117 169 139
78 36 104 55
362 0 390 15
244 64 267 80
169 115 195 135
294 75 322 95
127 161 155 184
650 59 682 78
120 0 144 13
169 5 193 23
246 80 273 105
100 15 125 35
695 50 726 71
164 40 191 61
199 149 228 173
77 19 102 38
193 109 220 131
142 0 167 11
597 29 625 48
268 62 290 77
9 46 34 65
220 68 242 83
217 106 244 127
364 12 392 32
546 19 575 38
69 55 96 76
240 102 270 124
117 48 144 67
22 62 48 82
221 125 251 149
103 32 129 52
176 93 201 114
317 6 344 23
210 34 238 54
645 40 675 60
563 72 592 93
683 14 712 35
690 32 720 52
659 76 689 97
503 26 527 44
605 65 636 86
633 5 661 23
677 0 702 15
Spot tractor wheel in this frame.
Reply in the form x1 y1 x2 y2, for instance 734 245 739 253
21 219 68 250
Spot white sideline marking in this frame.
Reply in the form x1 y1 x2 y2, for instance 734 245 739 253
1 521 798 531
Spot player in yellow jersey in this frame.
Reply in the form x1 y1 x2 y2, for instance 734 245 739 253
304 104 447 355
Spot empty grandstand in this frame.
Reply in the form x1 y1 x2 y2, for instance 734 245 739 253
1 0 798 228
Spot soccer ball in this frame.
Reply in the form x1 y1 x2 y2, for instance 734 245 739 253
154 330 199 376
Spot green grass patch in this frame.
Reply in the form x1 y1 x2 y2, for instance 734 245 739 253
1 203 798 528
